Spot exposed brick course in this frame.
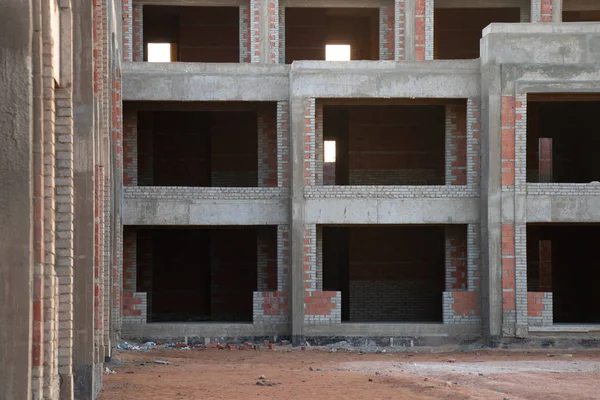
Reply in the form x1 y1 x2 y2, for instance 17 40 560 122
379 6 395 61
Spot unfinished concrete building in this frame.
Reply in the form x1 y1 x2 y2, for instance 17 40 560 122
2 0 600 398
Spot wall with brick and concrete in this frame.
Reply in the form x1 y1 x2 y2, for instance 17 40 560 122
527 292 552 326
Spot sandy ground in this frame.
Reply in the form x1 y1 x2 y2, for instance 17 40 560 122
99 346 600 400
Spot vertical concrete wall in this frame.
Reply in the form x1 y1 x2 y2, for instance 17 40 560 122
0 1 34 397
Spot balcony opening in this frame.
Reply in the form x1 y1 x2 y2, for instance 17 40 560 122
325 44 351 61
527 224 600 324
285 8 378 63
563 0 600 21
123 102 278 188
322 225 445 323
143 6 239 63
434 7 520 59
526 94 600 183
123 226 277 323
321 99 467 186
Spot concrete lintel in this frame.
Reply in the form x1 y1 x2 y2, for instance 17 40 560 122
123 198 289 225
290 60 480 99
483 22 600 36
305 197 479 224
121 323 288 339
304 323 481 337
526 195 600 223
122 62 290 101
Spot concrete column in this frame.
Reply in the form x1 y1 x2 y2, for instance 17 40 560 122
289 96 310 345
479 37 503 344
552 0 562 22
0 1 34 397
72 0 99 397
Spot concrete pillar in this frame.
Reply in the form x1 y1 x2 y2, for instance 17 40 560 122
0 1 34 397
539 240 552 292
72 0 99 397
250 0 280 64
539 138 553 183
479 39 503 344
289 96 310 345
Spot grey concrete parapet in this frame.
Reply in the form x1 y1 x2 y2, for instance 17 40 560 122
122 62 290 101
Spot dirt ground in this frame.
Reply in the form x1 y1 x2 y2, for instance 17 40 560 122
99 346 600 400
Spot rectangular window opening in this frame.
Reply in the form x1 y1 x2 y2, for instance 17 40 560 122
526 94 600 183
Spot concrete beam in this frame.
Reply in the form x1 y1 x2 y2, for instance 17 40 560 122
122 188 289 226
290 60 480 99
305 197 480 224
304 323 481 338
0 0 34 397
122 323 288 339
527 195 600 223
122 62 290 101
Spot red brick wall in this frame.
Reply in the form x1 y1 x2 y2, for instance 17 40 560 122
449 292 480 317
415 0 425 60
501 224 515 312
285 8 378 63
347 106 445 185
501 96 515 187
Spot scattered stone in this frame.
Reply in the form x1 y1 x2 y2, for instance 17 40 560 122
281 340 291 346
216 344 226 350
478 373 484 377
259 375 266 380
424 378 428 382
445 381 452 387
446 359 456 363
154 360 170 365
309 367 314 371
228 344 237 351
125 371 134 374
548 354 572 358
316 368 323 371
104 367 116 375
375 372 380 376
368 378 373 382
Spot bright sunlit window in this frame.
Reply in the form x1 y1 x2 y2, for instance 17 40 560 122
148 43 173 62
324 140 337 162
325 45 351 61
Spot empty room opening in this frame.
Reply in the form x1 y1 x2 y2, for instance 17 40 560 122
125 102 278 187
527 224 600 324
285 8 379 63
563 0 600 21
144 6 239 62
434 7 520 59
322 226 445 323
526 94 600 183
124 226 277 323
322 100 462 186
